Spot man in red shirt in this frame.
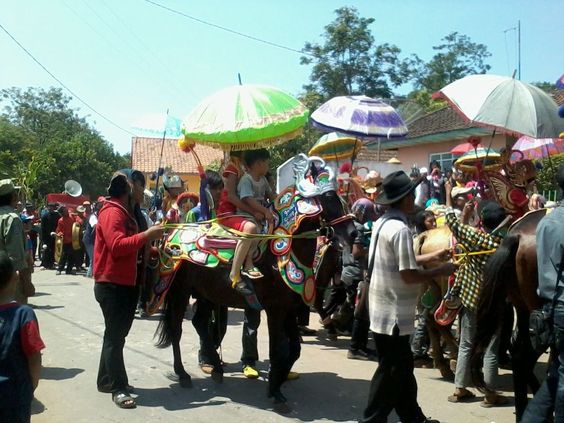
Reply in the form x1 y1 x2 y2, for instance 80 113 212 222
56 206 75 275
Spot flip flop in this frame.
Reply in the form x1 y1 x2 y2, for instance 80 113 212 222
447 391 476 403
481 394 509 408
113 391 136 409
241 267 264 279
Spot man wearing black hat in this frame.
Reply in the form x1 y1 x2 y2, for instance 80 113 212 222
361 171 455 423
523 164 564 422
40 203 60 269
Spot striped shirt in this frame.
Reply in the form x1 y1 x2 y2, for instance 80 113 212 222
367 209 420 336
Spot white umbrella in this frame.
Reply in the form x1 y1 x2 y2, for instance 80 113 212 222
434 74 564 139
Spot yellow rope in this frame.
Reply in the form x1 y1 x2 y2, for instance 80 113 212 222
452 244 497 264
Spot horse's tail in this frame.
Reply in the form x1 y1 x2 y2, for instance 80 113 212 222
470 233 519 390
154 264 184 349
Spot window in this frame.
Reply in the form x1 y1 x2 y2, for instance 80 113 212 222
429 152 454 172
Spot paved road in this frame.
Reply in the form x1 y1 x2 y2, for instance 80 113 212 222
29 268 527 423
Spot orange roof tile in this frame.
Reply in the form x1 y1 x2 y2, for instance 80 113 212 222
131 137 223 174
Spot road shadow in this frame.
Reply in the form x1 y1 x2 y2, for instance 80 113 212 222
41 366 85 381
31 292 51 297
31 305 65 310
134 371 369 421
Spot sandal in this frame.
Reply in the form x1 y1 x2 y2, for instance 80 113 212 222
241 267 263 279
447 390 476 403
113 391 136 409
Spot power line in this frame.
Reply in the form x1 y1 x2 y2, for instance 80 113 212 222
143 0 313 58
0 21 136 136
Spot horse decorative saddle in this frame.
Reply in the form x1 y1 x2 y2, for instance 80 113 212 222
146 154 337 314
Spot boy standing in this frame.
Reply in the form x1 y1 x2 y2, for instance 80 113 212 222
0 251 45 422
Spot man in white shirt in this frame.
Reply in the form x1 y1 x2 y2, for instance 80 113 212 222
360 171 455 423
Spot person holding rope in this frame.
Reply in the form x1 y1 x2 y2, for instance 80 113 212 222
445 200 508 407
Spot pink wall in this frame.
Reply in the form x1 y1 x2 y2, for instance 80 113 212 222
396 134 509 172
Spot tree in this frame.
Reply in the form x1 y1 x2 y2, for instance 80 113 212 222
411 32 491 93
0 87 129 202
300 7 412 102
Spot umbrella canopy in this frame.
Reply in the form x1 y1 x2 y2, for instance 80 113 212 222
454 147 501 170
308 132 362 161
451 142 485 155
182 84 308 151
131 113 182 138
310 95 408 139
556 73 564 89
511 135 564 160
435 74 564 139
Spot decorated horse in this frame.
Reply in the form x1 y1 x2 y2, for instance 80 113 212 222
152 154 357 412
470 209 549 421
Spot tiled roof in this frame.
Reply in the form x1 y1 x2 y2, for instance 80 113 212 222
357 147 398 162
553 89 564 105
407 107 474 139
131 137 223 174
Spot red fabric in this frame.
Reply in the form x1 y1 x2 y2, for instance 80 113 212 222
20 320 45 358
219 215 247 231
508 189 528 208
216 162 242 216
93 200 147 286
56 215 75 244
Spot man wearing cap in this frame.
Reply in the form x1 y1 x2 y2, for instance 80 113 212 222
40 203 60 269
360 171 455 423
55 206 76 275
0 179 28 290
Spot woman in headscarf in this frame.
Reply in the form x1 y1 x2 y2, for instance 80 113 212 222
93 169 164 409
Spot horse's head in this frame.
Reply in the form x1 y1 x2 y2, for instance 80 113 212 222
294 154 357 247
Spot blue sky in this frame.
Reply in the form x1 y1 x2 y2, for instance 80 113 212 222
1 0 562 154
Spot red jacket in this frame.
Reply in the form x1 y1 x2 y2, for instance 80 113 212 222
93 199 148 286
56 216 75 244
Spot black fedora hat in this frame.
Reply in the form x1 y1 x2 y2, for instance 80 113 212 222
375 171 423 205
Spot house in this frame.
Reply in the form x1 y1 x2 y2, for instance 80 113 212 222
131 137 223 192
383 88 564 173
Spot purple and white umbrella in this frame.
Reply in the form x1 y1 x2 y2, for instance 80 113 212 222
511 135 564 161
310 95 408 140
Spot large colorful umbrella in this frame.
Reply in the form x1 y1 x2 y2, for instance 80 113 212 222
454 147 501 171
451 141 484 155
556 73 564 89
435 74 564 139
182 84 308 151
310 95 408 139
308 132 362 161
511 135 564 160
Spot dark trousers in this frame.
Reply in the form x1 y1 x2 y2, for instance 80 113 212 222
94 282 139 393
41 238 55 269
351 318 370 352
241 308 261 366
522 306 564 423
411 309 430 358
360 327 426 423
0 404 31 423
197 301 228 365
58 243 74 273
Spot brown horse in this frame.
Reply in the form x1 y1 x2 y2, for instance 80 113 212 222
471 209 547 422
414 225 459 379
154 187 357 412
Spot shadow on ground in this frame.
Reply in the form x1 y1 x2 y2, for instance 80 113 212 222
42 367 85 381
31 397 46 415
134 371 369 421
31 305 65 310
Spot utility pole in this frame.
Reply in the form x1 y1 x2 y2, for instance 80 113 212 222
517 20 521 80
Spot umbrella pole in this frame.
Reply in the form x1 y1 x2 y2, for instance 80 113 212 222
153 109 169 210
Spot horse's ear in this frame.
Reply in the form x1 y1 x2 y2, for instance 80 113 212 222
309 162 319 179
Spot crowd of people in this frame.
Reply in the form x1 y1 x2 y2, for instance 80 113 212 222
0 151 563 422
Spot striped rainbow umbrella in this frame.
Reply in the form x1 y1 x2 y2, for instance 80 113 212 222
511 135 564 160
308 132 362 161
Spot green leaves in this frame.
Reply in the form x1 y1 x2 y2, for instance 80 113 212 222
0 87 128 204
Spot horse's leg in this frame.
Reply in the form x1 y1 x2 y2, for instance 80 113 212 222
167 292 192 387
512 310 533 421
266 307 292 413
192 299 223 382
428 318 453 379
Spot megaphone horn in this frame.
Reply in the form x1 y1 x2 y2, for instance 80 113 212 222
64 180 83 197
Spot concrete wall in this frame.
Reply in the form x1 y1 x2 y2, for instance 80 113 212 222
396 134 509 172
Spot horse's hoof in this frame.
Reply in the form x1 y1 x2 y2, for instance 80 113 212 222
439 367 455 381
211 370 223 383
179 376 193 388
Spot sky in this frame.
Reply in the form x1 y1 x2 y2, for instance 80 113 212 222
1 0 563 154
